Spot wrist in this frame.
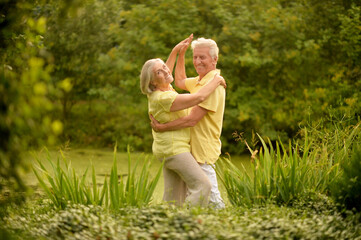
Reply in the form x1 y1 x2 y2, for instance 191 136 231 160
157 124 165 132
172 47 179 54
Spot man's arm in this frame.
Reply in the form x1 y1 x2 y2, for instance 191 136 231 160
174 50 187 91
151 106 207 131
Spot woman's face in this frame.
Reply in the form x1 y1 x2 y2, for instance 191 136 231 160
152 61 173 88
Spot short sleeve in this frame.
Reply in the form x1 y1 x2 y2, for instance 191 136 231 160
198 86 225 112
157 91 178 112
185 77 197 92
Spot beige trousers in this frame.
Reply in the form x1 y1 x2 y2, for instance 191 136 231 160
162 152 211 207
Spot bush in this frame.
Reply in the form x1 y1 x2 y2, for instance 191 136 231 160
332 145 361 212
4 200 361 240
0 0 63 210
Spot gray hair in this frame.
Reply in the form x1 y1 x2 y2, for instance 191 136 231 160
140 58 163 95
191 38 219 60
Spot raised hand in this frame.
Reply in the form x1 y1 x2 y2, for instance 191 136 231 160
174 34 193 54
179 33 193 54
166 34 193 74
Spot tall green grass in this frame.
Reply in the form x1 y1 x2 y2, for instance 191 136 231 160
33 150 107 209
108 146 163 209
33 146 162 210
217 123 361 206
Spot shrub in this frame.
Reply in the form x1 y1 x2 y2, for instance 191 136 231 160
332 145 361 212
4 200 361 240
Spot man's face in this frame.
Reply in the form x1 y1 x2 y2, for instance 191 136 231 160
193 47 217 78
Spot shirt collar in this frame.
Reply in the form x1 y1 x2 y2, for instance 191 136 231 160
196 69 221 86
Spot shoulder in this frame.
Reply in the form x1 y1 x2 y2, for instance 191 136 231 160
157 90 178 102
200 86 225 110
148 91 159 101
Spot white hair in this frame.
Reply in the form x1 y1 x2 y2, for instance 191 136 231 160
191 37 219 59
140 58 163 95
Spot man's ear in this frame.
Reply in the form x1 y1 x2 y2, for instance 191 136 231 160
213 56 218 66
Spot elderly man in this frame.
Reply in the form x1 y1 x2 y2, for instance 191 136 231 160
151 36 226 209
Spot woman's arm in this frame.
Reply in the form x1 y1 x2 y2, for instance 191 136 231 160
165 47 178 74
169 73 226 112
165 34 193 74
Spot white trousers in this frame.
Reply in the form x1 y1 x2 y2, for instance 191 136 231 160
199 163 225 209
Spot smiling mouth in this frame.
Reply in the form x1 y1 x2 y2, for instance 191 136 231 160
196 66 205 71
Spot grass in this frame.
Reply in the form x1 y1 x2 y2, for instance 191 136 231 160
32 145 164 209
26 147 250 205
108 146 163 209
216 123 361 207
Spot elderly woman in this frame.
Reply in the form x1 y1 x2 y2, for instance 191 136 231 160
139 36 225 207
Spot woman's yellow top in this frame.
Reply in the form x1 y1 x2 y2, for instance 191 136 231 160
148 87 190 160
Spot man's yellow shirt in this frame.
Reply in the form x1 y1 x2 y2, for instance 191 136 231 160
185 69 226 164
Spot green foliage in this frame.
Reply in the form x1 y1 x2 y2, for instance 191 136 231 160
300 119 361 167
2 0 361 212
217 134 339 206
217 121 361 206
109 146 163 209
64 100 153 151
0 228 17 240
219 1 361 149
0 0 63 205
43 0 122 119
4 199 361 239
33 148 108 209
33 146 162 209
32 0 360 154
332 145 361 212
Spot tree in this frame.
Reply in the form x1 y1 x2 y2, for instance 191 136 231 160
0 0 75 207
